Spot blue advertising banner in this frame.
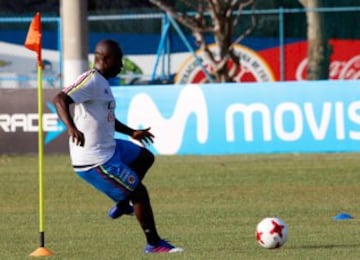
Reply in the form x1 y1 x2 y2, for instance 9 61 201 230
113 80 360 155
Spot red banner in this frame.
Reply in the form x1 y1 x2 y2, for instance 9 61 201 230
260 39 360 81
175 39 360 84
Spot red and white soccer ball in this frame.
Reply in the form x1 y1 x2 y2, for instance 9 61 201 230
256 217 288 249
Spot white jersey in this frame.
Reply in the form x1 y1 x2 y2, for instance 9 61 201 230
63 69 116 170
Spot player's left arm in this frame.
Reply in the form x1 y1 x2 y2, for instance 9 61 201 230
114 119 154 146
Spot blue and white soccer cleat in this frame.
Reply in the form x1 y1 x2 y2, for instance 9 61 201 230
144 239 184 254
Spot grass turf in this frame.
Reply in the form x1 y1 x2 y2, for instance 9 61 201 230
1 153 360 259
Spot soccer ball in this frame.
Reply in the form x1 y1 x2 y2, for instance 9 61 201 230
256 217 288 249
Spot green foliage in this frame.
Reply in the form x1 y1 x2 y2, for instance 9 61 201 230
1 153 360 259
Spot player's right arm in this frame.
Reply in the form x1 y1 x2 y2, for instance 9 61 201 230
53 92 85 146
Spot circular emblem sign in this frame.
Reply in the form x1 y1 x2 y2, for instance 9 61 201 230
175 44 275 84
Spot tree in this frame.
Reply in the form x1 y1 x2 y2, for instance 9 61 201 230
148 0 256 82
298 0 331 80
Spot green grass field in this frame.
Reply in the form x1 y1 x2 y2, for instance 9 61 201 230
1 153 360 259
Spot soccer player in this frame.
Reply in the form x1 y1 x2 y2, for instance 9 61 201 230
53 39 183 254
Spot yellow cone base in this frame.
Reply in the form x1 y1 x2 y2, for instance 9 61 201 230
30 247 54 257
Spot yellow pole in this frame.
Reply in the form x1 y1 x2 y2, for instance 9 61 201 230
38 63 45 241
30 63 54 257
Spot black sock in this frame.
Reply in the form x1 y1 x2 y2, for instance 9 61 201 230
144 228 161 245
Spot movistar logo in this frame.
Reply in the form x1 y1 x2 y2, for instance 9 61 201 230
127 85 209 154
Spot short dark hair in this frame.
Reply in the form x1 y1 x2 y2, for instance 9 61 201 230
95 39 123 57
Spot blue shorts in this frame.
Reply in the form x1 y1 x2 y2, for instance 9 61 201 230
75 139 141 203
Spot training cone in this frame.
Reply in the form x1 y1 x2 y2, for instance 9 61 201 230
30 247 54 257
333 213 354 220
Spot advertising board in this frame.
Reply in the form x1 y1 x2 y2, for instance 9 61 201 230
1 80 359 155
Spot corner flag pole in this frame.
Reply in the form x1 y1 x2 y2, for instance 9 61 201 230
24 12 54 257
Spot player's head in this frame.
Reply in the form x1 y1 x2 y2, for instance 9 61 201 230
94 39 123 79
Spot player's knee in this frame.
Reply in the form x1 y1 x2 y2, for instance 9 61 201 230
142 148 155 169
130 148 155 179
